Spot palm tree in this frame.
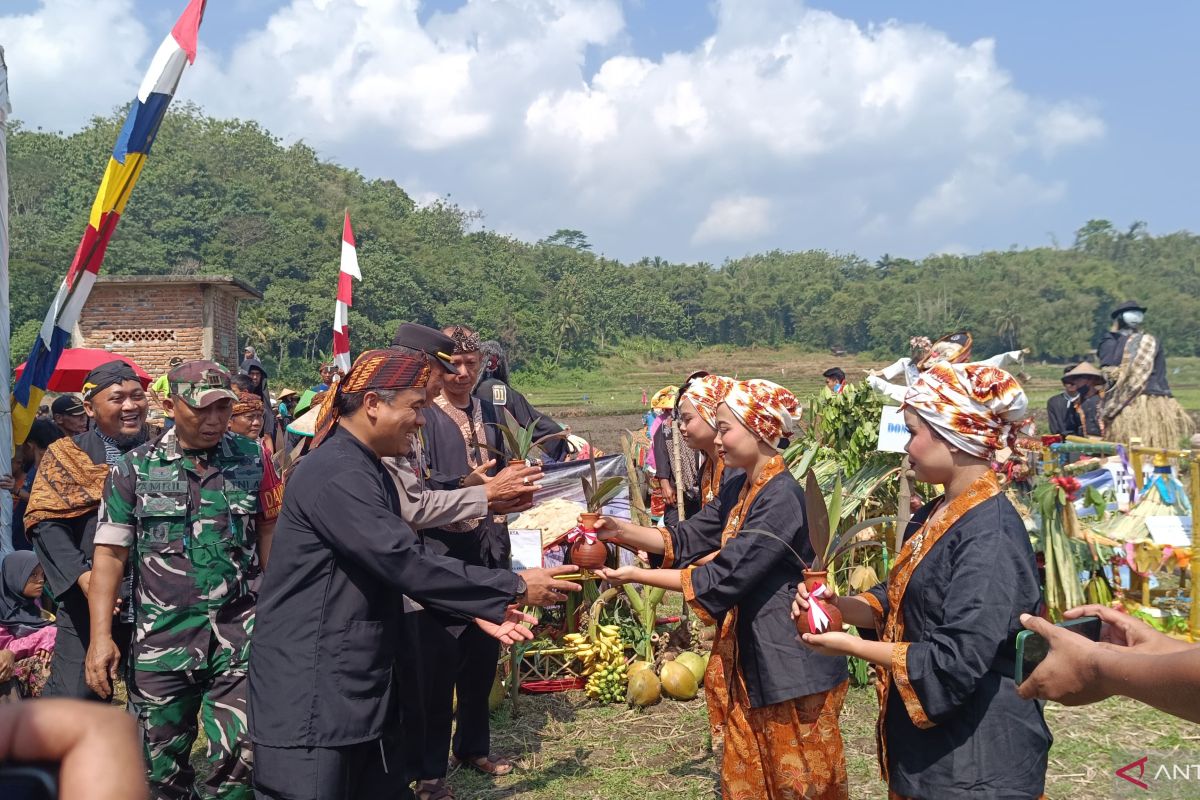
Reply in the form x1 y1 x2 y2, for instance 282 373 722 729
552 308 584 368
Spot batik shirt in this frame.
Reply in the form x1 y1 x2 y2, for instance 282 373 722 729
95 430 280 673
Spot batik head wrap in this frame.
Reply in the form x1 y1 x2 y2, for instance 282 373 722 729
723 379 801 446
903 361 1030 459
448 326 481 354
313 347 432 448
679 372 734 429
650 385 679 411
232 391 264 417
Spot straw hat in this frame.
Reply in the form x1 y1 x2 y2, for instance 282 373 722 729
1062 362 1105 383
287 404 319 437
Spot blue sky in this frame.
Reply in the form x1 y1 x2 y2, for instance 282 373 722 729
4 0 1198 263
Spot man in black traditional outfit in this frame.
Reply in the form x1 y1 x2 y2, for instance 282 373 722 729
410 326 537 798
475 340 569 462
387 323 542 800
248 346 579 800
25 361 147 700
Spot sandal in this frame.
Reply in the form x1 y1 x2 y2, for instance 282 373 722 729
450 754 515 777
415 780 455 800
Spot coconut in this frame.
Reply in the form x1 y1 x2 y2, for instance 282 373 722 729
659 660 698 701
674 652 706 685
627 669 662 708
627 660 654 677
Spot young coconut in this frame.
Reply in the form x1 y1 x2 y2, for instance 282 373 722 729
627 668 662 708
659 660 698 701
627 660 654 677
674 651 706 686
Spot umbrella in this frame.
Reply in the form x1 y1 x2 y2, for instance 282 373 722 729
14 348 152 393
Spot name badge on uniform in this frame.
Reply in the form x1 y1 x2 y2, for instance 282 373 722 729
140 493 186 513
491 384 507 406
149 465 177 480
138 481 188 496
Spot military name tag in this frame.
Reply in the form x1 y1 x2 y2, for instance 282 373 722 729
492 384 507 406
137 481 189 496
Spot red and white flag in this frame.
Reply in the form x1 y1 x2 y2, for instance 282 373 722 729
332 211 360 374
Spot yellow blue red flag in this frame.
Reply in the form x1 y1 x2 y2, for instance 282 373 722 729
12 0 207 443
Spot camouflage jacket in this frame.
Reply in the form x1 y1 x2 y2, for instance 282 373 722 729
95 429 279 673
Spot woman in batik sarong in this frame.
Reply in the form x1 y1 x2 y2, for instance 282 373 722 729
797 361 1051 799
598 379 849 800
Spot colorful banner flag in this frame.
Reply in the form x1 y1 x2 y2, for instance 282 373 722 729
11 0 207 444
332 211 361 374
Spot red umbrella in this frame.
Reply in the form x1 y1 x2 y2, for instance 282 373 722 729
14 348 153 393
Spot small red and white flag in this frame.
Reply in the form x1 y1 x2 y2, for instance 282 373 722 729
332 211 360 374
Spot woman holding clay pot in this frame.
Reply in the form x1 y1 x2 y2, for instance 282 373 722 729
794 360 1050 800
595 379 849 800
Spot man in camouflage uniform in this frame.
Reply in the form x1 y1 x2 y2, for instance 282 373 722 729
84 361 280 800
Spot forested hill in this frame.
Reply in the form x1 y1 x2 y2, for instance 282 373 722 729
7 107 1199 384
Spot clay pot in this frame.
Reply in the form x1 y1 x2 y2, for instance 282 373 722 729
795 569 843 637
509 458 528 468
570 514 607 570
570 539 608 570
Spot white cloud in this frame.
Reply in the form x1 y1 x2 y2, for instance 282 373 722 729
3 0 1106 261
1 0 147 132
692 195 772 244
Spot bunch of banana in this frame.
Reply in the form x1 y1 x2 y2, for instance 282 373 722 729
1084 570 1113 606
564 625 627 703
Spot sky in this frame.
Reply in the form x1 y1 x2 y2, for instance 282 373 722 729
2 0 1198 264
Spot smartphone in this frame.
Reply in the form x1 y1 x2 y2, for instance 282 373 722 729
1014 615 1102 685
0 764 58 800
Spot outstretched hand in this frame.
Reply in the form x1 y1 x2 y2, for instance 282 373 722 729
596 565 640 586
476 607 538 645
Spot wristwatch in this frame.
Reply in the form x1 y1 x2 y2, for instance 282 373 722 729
513 575 528 604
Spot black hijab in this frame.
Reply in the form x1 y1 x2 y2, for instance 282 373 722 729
0 552 49 629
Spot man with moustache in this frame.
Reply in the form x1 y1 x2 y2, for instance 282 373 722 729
247 346 578 800
84 361 280 799
25 360 149 700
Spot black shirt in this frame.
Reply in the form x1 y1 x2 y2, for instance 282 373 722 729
666 470 847 708
30 429 126 599
474 378 567 462
248 427 520 748
1045 393 1072 437
864 494 1050 798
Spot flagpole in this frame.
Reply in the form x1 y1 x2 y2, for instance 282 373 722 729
0 46 14 555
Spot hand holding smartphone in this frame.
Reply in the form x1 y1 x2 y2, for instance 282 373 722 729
1014 615 1102 685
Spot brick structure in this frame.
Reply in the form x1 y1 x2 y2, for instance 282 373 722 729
73 276 261 377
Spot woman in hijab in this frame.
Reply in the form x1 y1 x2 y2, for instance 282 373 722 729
595 379 849 799
796 361 1050 799
0 551 56 698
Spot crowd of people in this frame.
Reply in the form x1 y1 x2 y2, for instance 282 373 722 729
0 303 1197 799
